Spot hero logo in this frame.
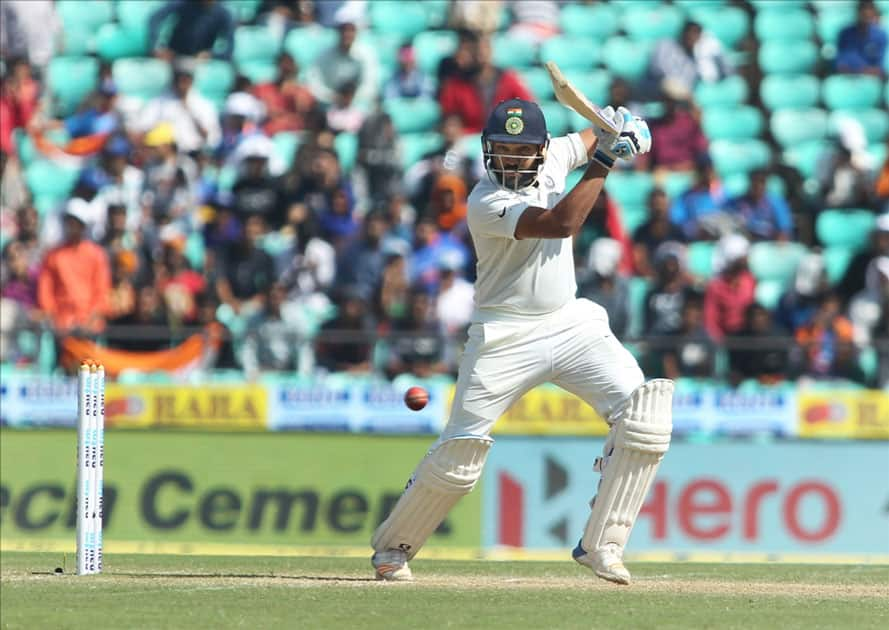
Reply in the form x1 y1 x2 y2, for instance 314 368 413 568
498 474 842 546
639 478 841 543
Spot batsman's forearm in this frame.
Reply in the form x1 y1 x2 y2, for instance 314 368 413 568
551 160 609 236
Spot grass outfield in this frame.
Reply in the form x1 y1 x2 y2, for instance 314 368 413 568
2 552 887 629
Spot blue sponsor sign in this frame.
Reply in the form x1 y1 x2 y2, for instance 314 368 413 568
269 378 446 433
0 374 78 427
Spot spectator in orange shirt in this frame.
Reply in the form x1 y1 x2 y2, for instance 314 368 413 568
795 292 867 384
37 203 111 334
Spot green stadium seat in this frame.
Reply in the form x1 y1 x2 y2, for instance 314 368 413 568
754 8 814 41
112 58 171 101
400 132 443 169
238 61 277 85
25 160 80 200
750 0 806 8
562 69 610 110
59 28 93 57
560 3 619 39
492 33 538 69
830 109 889 143
117 0 165 49
693 75 748 108
760 74 820 110
822 75 882 110
285 26 337 68
57 0 113 32
782 140 830 179
816 209 876 250
662 171 695 199
859 346 879 383
758 40 818 75
748 241 808 284
606 171 655 208
95 23 147 60
823 246 854 284
539 101 569 137
540 36 600 71
621 5 683 42
702 105 764 141
370 1 428 42
622 205 648 234
424 0 451 29
384 97 440 134
770 108 829 148
520 67 555 100
234 26 281 66
195 60 235 106
710 139 771 176
184 232 206 271
627 276 651 339
687 241 716 279
271 132 302 172
47 56 99 116
755 279 785 310
815 4 857 43
869 142 888 168
224 0 262 23
686 5 750 49
602 37 652 81
334 133 358 172
413 31 457 75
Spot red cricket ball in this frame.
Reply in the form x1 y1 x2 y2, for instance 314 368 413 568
404 386 429 411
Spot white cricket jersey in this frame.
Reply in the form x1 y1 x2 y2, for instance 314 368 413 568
467 133 589 320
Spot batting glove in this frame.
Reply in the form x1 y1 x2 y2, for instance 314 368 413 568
593 107 652 168
591 106 624 169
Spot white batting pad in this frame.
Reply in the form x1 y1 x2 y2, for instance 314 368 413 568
372 435 493 560
581 379 673 553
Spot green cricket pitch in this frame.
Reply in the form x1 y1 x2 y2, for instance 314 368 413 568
1 552 887 629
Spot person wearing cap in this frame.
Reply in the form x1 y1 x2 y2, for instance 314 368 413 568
775 253 829 333
306 16 379 106
142 121 198 220
372 98 661 585
644 240 692 336
137 58 221 154
37 201 111 335
578 237 631 339
94 135 144 231
384 44 434 100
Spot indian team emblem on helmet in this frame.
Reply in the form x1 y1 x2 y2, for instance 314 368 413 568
505 116 524 135
505 107 524 134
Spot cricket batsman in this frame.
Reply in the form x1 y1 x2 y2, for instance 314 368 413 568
371 98 673 585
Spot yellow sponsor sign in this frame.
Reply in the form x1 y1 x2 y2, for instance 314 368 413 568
105 384 268 430
489 385 610 435
798 390 889 439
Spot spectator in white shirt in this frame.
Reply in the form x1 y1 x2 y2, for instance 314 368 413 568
306 17 379 107
643 20 732 100
137 60 221 154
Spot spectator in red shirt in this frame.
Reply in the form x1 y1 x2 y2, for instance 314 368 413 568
704 234 756 341
0 58 39 155
252 52 316 135
438 36 533 133
638 96 708 173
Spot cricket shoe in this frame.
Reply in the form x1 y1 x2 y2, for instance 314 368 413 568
572 541 631 585
372 549 413 581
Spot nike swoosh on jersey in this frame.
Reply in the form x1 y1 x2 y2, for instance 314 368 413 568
498 207 507 217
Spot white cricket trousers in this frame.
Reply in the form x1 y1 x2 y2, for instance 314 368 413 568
441 298 644 440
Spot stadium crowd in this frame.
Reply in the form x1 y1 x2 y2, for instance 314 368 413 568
0 0 887 388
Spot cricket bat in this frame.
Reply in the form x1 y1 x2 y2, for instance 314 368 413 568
544 61 620 134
